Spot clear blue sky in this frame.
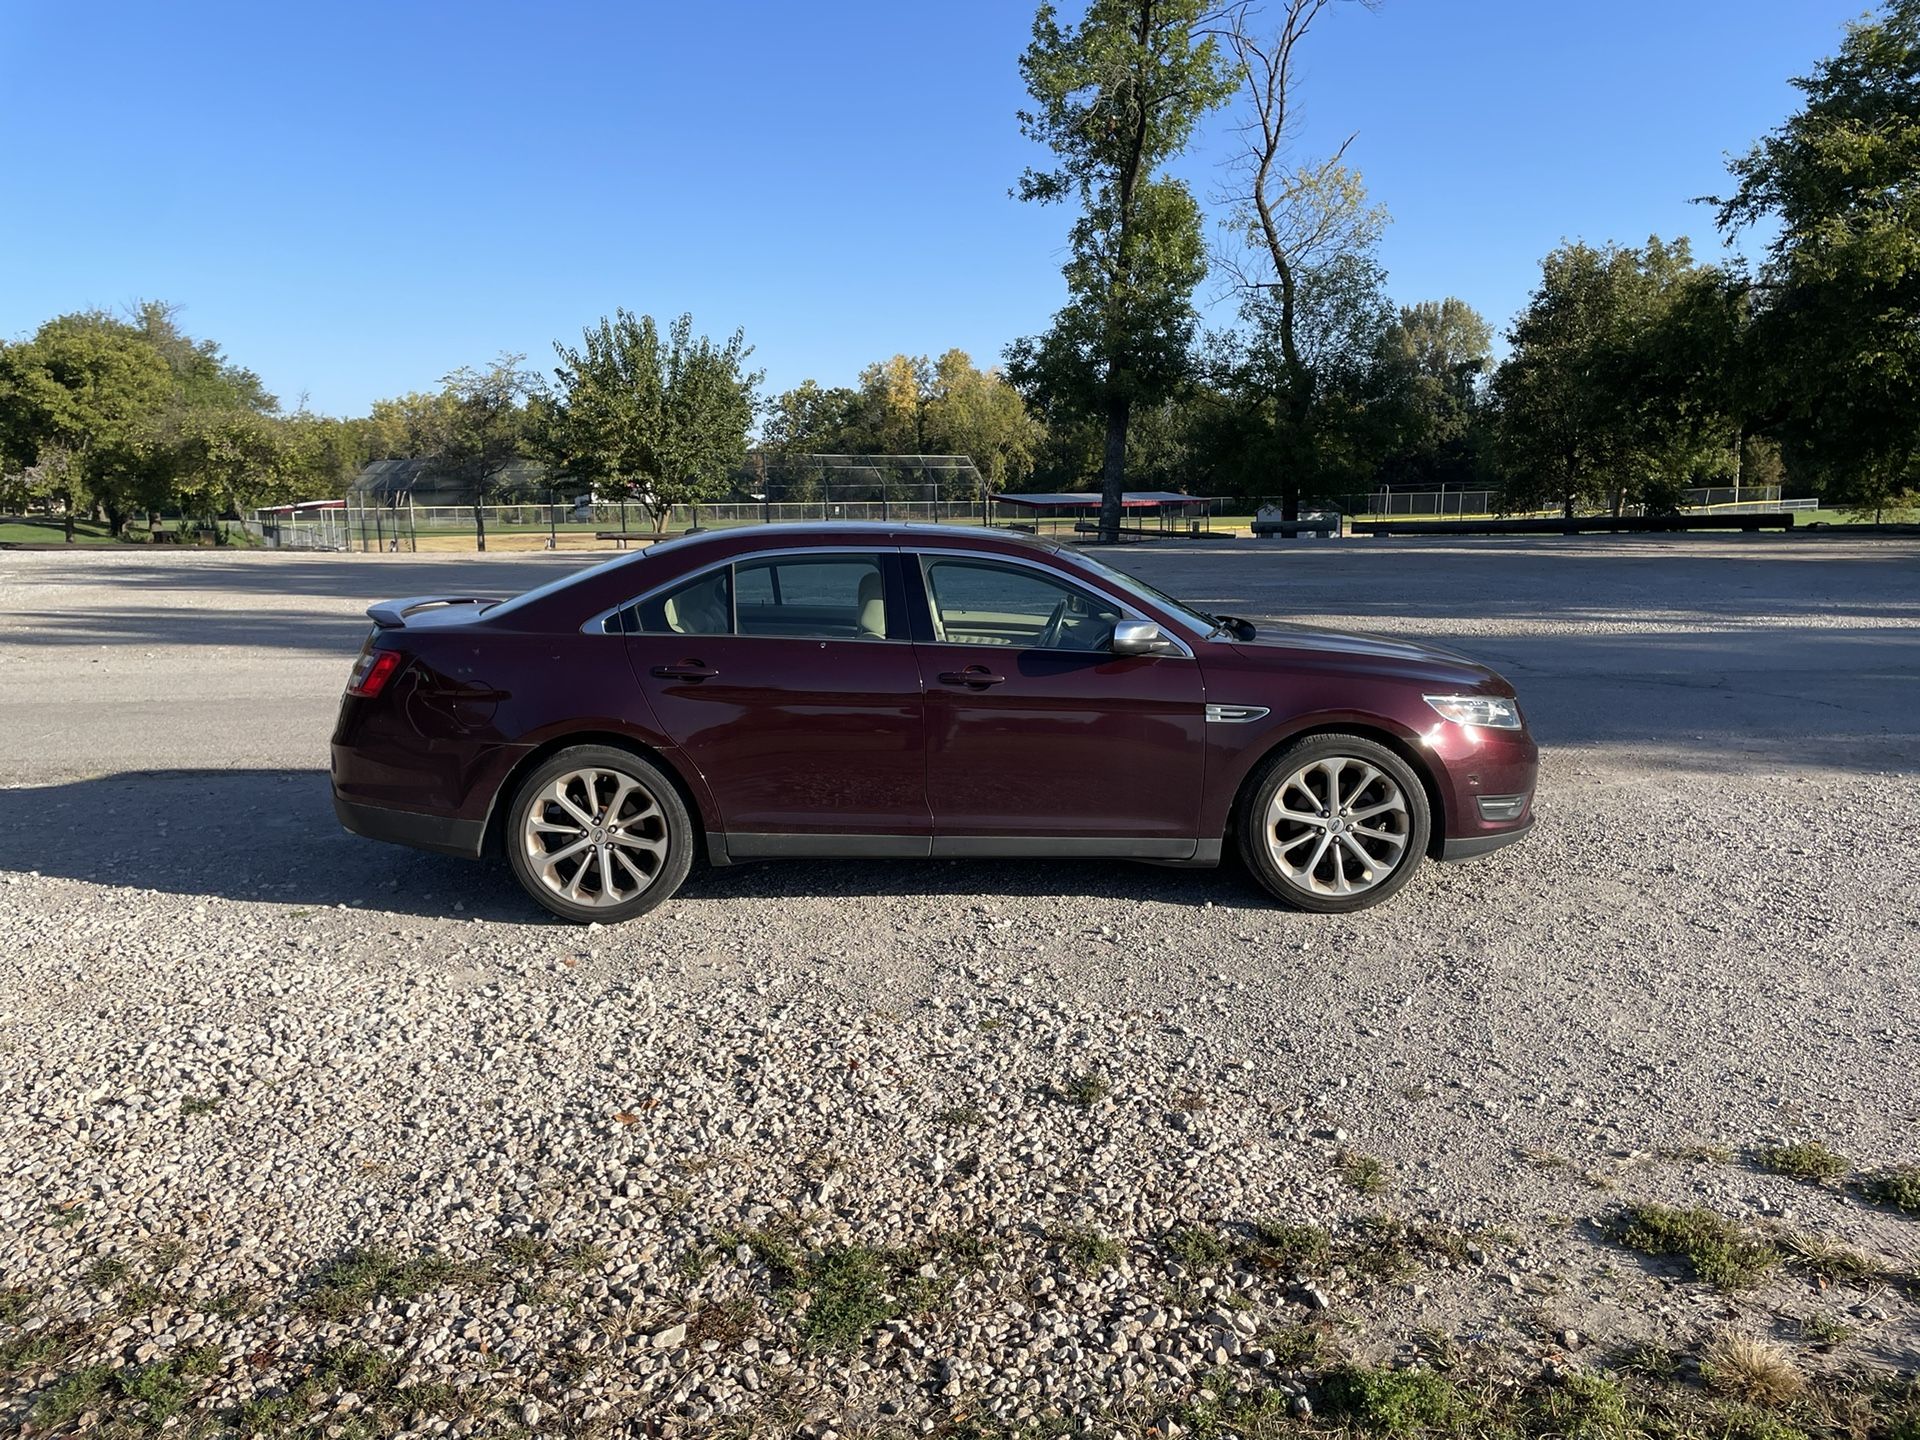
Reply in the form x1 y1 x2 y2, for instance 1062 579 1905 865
0 0 1866 418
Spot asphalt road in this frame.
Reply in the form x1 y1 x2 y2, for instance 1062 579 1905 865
2 532 1915 783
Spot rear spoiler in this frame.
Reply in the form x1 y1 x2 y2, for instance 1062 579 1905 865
366 596 501 629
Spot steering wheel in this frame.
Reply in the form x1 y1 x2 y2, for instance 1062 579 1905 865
1035 598 1069 650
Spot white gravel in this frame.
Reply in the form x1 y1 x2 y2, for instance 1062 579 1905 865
0 535 1915 1434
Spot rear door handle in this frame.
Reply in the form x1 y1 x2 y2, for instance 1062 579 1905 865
651 661 719 680
938 666 1006 688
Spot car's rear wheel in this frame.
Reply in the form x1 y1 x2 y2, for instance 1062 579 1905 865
505 746 692 923
1237 733 1431 913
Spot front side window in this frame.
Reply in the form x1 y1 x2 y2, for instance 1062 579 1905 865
923 559 1120 651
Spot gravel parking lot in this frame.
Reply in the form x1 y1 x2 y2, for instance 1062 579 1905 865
1 534 1916 1436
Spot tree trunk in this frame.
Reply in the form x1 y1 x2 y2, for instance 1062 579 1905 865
1098 394 1129 543
474 502 488 553
62 489 75 542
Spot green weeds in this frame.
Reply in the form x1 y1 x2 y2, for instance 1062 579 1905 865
1617 1204 1780 1290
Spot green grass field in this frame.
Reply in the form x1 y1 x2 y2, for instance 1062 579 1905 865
0 519 123 546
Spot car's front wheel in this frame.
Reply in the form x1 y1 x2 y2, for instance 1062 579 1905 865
1238 733 1431 913
505 746 693 923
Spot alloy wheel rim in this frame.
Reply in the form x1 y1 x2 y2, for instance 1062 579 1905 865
522 768 669 907
1265 756 1411 897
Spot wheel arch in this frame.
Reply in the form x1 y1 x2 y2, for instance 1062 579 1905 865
480 731 713 861
1225 720 1451 861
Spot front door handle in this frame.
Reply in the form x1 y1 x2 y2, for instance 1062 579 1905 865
652 661 719 680
938 666 1006 689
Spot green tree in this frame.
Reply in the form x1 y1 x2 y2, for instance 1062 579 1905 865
1007 0 1235 540
0 312 173 538
1716 0 1920 518
764 379 859 456
851 354 933 454
361 392 456 460
1492 237 1729 516
545 311 760 527
426 354 536 551
160 407 294 528
1375 298 1494 491
924 349 1040 494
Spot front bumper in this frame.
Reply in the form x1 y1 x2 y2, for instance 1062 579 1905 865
1439 814 1534 862
333 792 487 859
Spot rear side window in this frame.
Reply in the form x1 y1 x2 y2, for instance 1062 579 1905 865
632 568 732 635
618 552 891 639
735 555 888 639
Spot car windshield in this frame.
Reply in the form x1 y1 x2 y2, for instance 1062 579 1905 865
1070 551 1218 636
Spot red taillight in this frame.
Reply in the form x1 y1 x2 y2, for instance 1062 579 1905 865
346 648 403 698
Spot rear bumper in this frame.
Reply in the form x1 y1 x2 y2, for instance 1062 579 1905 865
1439 814 1534 862
333 792 486 859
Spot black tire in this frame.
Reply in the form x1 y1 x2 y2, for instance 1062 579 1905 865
504 745 693 923
1236 733 1431 914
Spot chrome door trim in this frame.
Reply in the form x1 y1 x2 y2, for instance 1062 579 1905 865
1205 703 1271 723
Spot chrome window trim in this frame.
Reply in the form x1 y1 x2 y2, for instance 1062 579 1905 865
907 547 1197 660
580 546 903 638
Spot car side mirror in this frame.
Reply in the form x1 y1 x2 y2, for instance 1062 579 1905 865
1111 619 1174 656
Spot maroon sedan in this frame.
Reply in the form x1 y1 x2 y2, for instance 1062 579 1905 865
332 524 1536 921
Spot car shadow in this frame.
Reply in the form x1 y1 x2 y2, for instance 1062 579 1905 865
0 769 1267 921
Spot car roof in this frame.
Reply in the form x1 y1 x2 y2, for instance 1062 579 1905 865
651 521 1062 555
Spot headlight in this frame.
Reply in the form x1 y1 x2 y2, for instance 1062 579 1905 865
1424 694 1523 730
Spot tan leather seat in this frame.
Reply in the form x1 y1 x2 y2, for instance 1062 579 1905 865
856 570 886 638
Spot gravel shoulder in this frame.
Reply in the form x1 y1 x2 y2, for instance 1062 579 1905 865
0 536 1916 1437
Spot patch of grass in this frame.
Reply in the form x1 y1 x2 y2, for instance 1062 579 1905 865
1537 1370 1647 1440
1781 1231 1878 1283
0 1286 36 1326
719 1226 805 1284
1055 1072 1112 1108
82 1256 129 1289
1796 1312 1853 1346
1617 1204 1780 1290
180 1094 222 1117
1703 1331 1805 1407
1339 1152 1389 1196
1858 1165 1920 1213
303 1246 488 1319
1051 1225 1125 1273
796 1245 894 1347
689 1294 758 1347
1321 1364 1461 1435
1755 1141 1850 1183
204 1284 260 1320
1246 1220 1332 1274
1165 1224 1233 1269
30 1363 112 1426
495 1234 553 1267
561 1241 609 1274
935 1104 989 1129
1258 1323 1321 1367
1342 1216 1469 1279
